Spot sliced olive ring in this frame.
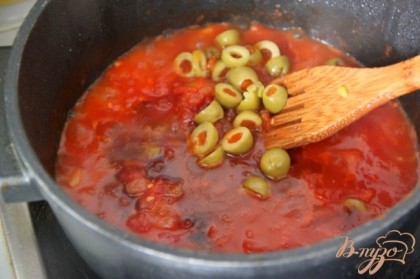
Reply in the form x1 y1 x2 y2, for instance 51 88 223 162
173 52 194 77
233 111 262 130
198 146 225 169
262 84 288 114
211 60 229 82
246 45 263 66
215 29 240 48
259 147 290 179
243 176 270 199
226 66 259 91
343 198 366 211
192 49 208 77
221 45 250 68
215 83 243 108
326 57 345 66
221 127 253 155
248 81 265 98
255 40 280 60
191 122 219 156
194 100 224 124
265 55 289 77
236 85 261 112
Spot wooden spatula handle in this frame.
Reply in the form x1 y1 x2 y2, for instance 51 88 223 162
346 55 420 105
266 55 419 150
383 55 420 98
400 55 420 88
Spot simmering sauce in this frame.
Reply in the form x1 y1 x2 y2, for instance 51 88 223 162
56 23 419 253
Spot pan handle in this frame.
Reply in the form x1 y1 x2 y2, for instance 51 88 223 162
0 140 43 203
1 49 43 203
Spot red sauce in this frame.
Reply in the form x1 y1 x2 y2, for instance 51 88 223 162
56 23 419 253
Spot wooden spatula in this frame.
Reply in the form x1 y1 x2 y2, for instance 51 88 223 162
264 55 420 150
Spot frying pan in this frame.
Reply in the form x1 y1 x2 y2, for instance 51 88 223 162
1 0 419 278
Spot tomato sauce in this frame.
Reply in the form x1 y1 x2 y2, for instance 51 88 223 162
56 23 419 253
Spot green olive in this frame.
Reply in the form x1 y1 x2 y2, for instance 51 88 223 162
247 81 265 98
221 127 253 155
226 66 259 91
233 111 262 130
221 45 250 67
211 60 229 82
326 58 345 66
194 100 224 124
190 122 219 155
143 144 163 159
243 176 270 199
236 86 261 112
192 49 208 77
265 55 289 76
173 52 194 77
246 45 263 66
343 198 366 211
259 148 290 179
255 40 280 59
205 46 221 60
215 29 240 48
262 84 288 113
197 146 225 169
215 83 243 108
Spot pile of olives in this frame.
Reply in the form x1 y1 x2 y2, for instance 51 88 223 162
174 28 292 199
